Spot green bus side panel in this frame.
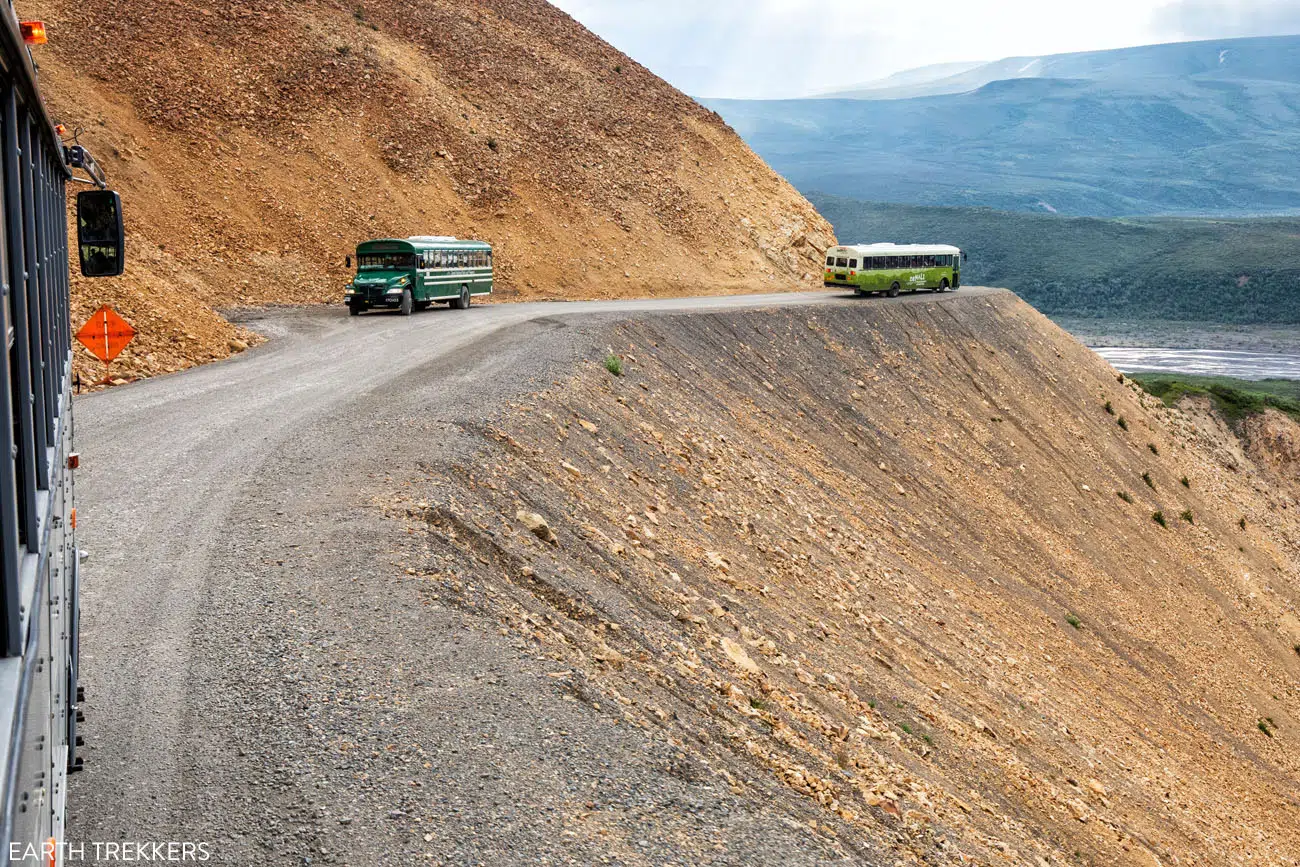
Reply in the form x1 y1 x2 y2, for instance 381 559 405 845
827 266 955 292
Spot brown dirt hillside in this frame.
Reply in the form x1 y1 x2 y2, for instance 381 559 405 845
27 0 833 382
391 293 1300 865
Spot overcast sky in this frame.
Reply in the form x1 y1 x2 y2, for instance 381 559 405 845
549 0 1300 98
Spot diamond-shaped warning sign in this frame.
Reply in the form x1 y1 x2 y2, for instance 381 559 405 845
76 305 135 364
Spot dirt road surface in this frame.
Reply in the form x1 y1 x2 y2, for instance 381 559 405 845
71 288 1001 865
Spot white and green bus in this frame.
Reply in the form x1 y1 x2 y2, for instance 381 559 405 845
345 236 493 316
824 243 964 297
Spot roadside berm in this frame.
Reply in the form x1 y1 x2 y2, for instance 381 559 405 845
393 291 1300 864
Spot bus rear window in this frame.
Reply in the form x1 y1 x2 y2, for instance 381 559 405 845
358 253 416 269
835 257 848 267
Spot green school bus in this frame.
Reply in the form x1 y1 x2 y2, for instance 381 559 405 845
824 243 964 297
345 236 493 316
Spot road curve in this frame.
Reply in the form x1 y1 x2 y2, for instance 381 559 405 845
71 287 1003 864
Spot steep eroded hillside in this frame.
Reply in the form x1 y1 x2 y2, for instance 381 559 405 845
28 0 832 380
394 293 1300 864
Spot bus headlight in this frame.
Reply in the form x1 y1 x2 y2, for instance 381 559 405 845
387 287 402 295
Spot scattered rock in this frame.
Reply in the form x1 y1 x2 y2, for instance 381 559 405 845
516 510 558 544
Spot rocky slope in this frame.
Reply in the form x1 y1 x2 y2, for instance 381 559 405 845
28 0 832 382
392 293 1300 864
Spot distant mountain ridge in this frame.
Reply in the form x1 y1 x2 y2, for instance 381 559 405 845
706 35 1300 217
815 34 1300 99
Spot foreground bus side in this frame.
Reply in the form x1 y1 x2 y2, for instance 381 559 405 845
0 12 80 860
0 8 125 862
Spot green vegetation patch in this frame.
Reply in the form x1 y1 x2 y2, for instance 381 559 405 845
1132 374 1300 425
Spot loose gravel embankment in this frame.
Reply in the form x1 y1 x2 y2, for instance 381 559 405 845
397 296 1300 864
72 288 1300 865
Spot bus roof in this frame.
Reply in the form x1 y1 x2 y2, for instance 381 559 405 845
831 243 961 256
357 237 492 253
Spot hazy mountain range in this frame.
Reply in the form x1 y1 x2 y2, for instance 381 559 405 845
705 35 1300 217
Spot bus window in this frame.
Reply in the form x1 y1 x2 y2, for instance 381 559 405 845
849 259 857 269
835 257 848 267
826 256 834 267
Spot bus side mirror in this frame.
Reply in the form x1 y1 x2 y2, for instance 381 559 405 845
346 255 352 268
76 190 124 277
962 251 968 262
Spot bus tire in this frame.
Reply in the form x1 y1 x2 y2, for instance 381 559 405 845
457 286 471 310
348 301 362 316
399 288 413 316
940 278 950 292
888 282 900 298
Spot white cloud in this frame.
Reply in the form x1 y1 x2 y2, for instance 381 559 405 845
550 0 1300 98
1152 0 1300 40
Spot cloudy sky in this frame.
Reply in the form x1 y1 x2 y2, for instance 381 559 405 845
549 0 1300 98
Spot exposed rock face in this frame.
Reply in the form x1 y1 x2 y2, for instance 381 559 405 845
31 0 834 382
396 293 1300 864
1243 408 1300 492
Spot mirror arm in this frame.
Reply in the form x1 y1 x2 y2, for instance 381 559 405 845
64 144 108 189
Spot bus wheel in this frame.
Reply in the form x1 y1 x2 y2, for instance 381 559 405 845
888 283 901 298
940 278 950 292
400 288 413 316
348 301 362 316
457 286 471 310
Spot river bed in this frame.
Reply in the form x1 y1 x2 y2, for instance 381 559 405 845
1092 347 1300 380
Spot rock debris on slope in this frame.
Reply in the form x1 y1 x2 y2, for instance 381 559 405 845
391 295 1300 865
30 0 834 383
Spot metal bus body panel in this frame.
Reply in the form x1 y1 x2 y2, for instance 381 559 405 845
0 0 80 859
823 243 962 293
349 238 494 308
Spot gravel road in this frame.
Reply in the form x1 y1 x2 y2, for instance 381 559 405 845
70 287 1002 865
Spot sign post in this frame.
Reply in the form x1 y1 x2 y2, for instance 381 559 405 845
75 305 135 386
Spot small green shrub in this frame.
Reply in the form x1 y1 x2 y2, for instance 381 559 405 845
1066 613 1082 629
749 696 769 712
1117 416 1129 431
1148 443 1159 455
603 354 623 377
1142 472 1156 490
1180 476 1190 488
1104 401 1115 416
1180 509 1194 524
1240 517 1248 530
1293 644 1300 657
899 722 913 735
1259 719 1276 738
1117 490 1134 504
487 137 498 151
1152 511 1167 528
614 64 623 74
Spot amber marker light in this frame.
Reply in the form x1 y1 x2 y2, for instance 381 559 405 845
55 123 67 137
20 21 47 45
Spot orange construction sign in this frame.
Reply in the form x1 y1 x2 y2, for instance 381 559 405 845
76 305 135 364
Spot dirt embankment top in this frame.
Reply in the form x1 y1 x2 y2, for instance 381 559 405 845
396 292 1300 864
29 0 834 382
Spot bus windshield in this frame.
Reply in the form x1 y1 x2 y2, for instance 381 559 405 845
358 253 416 270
